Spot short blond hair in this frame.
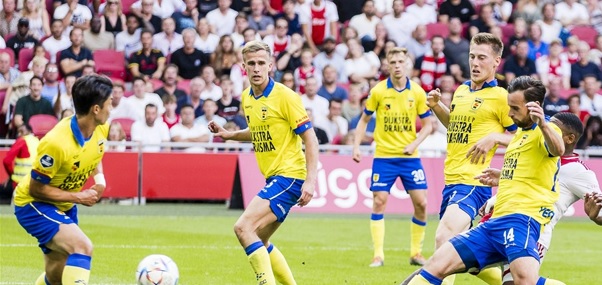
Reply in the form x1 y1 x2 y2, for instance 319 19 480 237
386 47 408 60
242 40 271 60
470 33 504 57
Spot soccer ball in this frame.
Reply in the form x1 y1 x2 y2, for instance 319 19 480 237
136 254 179 285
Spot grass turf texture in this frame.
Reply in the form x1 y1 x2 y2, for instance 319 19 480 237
0 204 599 284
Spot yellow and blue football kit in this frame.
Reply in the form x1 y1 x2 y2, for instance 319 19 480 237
440 80 517 220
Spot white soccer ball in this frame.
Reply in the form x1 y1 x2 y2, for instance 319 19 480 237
136 254 179 285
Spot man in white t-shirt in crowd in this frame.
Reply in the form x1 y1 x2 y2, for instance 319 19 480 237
131 0 185 19
301 76 329 123
116 14 143 59
53 0 92 32
200 65 223 101
194 99 226 127
381 0 419 47
170 104 210 152
131 103 171 152
315 98 348 143
152 17 184 56
205 0 237 36
43 19 71 63
108 81 135 122
127 77 165 121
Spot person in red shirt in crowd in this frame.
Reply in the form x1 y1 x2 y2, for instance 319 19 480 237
1 124 39 203
300 0 339 55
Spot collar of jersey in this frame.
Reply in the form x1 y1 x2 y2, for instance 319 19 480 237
462 79 498 92
249 78 275 99
71 115 92 147
386 77 411 92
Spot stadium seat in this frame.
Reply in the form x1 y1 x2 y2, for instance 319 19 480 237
111 118 135 140
0 48 15 66
177 79 191 94
426 22 449 40
501 23 514 44
93 49 126 80
18 48 51 71
571 25 597 49
121 0 137 15
151 78 163 90
558 88 579 99
29 114 59 138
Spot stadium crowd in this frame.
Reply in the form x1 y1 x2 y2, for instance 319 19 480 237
0 0 601 151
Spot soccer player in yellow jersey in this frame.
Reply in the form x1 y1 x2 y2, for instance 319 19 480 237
208 41 319 285
352 47 433 267
406 76 566 285
13 75 113 285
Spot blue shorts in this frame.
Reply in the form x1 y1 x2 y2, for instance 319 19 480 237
14 202 78 254
370 158 428 192
439 184 491 220
257 176 304 223
450 214 542 270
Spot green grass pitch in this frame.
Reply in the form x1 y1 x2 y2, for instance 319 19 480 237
1 204 600 284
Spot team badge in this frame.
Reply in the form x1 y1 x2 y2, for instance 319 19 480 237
408 98 414 108
472 98 484 110
372 173 380 182
450 104 455 112
519 134 529 146
40 154 54 168
261 106 268 120
72 161 80 171
98 139 106 154
385 104 391 111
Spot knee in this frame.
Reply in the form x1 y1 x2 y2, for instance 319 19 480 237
414 199 427 212
70 237 93 256
373 196 387 211
435 226 453 248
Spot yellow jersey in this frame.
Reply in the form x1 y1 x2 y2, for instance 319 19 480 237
445 80 516 185
365 78 431 158
492 122 562 224
242 78 311 180
14 116 109 212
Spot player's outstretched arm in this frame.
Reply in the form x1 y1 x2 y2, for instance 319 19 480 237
404 115 433 155
474 168 501 187
529 102 564 156
584 192 602 226
208 121 251 141
466 132 514 164
298 128 318 207
426 88 451 128
352 113 371 162
29 178 98 206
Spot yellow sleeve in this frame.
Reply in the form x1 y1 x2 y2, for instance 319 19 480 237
414 87 430 117
98 123 109 139
30 139 64 184
284 90 311 134
365 89 379 114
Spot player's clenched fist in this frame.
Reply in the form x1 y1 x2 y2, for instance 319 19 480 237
426 88 441 108
75 189 99 206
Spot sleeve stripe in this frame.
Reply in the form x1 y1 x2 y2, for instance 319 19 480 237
31 170 51 184
419 110 432 119
505 124 518 131
294 121 312 134
364 109 374 116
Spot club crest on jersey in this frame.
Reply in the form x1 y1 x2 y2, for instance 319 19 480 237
261 106 268 120
72 161 80 171
372 173 380 182
472 98 484 110
40 154 54 168
408 98 414 108
450 104 455 112
519 134 529 146
385 104 391 111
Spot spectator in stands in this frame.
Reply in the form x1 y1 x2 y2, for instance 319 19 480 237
155 64 187 100
490 0 512 24
0 52 20 91
195 18 220 53
127 77 166 121
341 83 362 122
195 98 226 126
54 0 92 31
438 0 476 24
200 65 223 101
468 3 495 39
589 0 602 35
349 95 375 143
172 0 200 33
13 76 54 128
2 123 38 198
206 0 238 36
527 22 549 61
537 3 562 44
83 16 115 51
279 70 295 90
443 17 470 80
293 49 321 95
513 0 541 24
229 47 247 95
129 30 166 80
299 0 339 55
406 0 437 25
413 36 458 92
305 108 329 145
170 28 206 80
135 0 163 33
362 22 389 58
503 39 537 84
7 18 38 61
536 39 570 89
216 76 241 120
211 35 237 77
21 0 50 40
100 0 126 35
81 63 95 76
438 74 455 98
176 76 204 117
116 14 143 58
349 0 380 46
162 93 181 129
335 26 358 58
543 77 569 117
276 32 303 73
153 18 184 56
589 35 602 66
43 20 71 64
345 38 380 85
504 17 528 58
230 12 249 47
59 27 94 77
171 103 210 151
565 94 590 125
580 75 602 117
247 0 273 38
198 0 218 17
131 103 171 152
2 56 44 119
571 41 602 88
108 121 127 152
108 80 134 121
408 25 433 60
555 0 589 28
263 17 289 58
578 116 602 148
382 0 418 48
41 63 66 103
318 65 348 101
301 76 329 122
312 36 346 84
132 0 185 19
52 74 75 116
0 0 21 38
277 0 301 36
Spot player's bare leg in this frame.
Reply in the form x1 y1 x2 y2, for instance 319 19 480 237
370 191 389 267
408 190 427 266
434 204 471 284
45 224 93 285
37 250 68 285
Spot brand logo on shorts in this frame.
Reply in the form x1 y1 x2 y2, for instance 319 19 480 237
55 210 65 216
40 155 54 168
372 173 380 182
276 203 286 214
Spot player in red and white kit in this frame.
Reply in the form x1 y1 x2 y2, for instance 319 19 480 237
476 112 601 284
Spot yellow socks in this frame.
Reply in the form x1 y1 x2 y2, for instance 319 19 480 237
246 241 276 285
476 267 502 285
410 217 426 257
538 277 566 285
34 272 48 285
441 274 456 285
62 254 91 285
370 213 385 259
267 244 296 285
408 270 443 285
